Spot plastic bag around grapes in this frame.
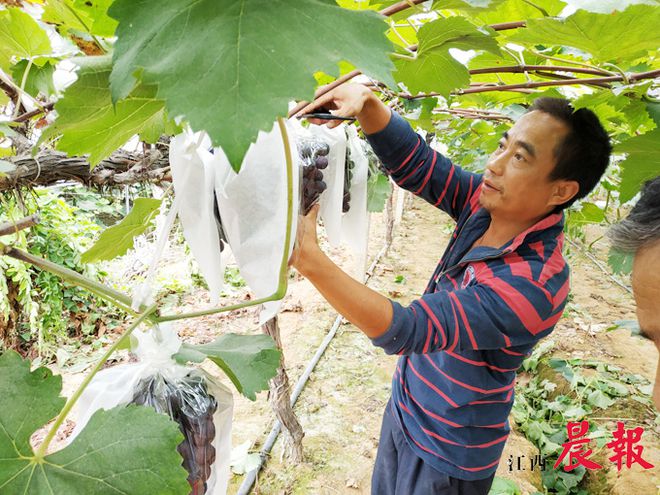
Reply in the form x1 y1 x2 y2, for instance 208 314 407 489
70 324 233 495
307 123 347 248
169 129 224 304
341 125 370 280
292 120 331 217
212 120 300 325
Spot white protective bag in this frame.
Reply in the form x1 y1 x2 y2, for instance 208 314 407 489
341 125 370 279
212 120 300 324
169 130 224 304
71 324 233 495
308 124 347 248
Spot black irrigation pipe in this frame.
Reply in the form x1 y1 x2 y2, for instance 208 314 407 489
237 241 392 495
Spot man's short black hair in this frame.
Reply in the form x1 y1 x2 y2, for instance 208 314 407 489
528 97 612 212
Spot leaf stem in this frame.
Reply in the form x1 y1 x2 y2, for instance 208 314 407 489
0 241 144 317
155 117 294 322
12 58 33 120
34 304 157 458
521 0 549 17
530 50 616 75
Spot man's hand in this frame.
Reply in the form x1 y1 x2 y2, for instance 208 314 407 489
296 83 392 134
290 204 322 276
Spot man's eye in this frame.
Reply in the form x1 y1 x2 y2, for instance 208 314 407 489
497 142 505 150
514 153 525 162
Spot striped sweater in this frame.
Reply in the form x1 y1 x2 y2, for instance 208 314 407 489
364 110 569 480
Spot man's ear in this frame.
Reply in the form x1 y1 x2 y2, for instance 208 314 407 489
549 180 580 207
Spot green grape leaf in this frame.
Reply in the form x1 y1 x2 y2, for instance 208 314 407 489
40 56 172 165
367 172 391 212
616 127 660 203
81 197 162 263
42 0 117 38
608 248 634 275
0 350 188 494
437 0 565 24
488 476 520 495
108 0 394 170
10 59 57 97
72 0 118 37
567 202 605 228
394 16 500 96
175 333 281 401
562 0 658 14
510 5 660 64
586 389 616 409
0 8 52 70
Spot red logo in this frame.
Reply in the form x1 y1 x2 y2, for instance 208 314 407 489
461 265 476 289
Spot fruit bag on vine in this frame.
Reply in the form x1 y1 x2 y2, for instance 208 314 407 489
69 324 233 495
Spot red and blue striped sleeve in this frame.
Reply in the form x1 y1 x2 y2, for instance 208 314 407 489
365 109 482 220
371 264 569 355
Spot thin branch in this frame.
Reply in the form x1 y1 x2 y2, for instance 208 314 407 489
0 214 40 236
469 65 611 77
489 21 527 31
397 69 660 98
533 70 611 89
12 102 55 123
379 0 427 17
457 69 659 95
530 49 616 75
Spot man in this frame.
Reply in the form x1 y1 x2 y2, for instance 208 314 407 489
291 84 611 494
608 176 660 411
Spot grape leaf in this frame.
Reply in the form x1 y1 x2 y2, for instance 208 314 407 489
607 248 634 275
562 0 658 14
10 59 57 97
510 5 660 64
81 197 162 263
436 0 566 24
175 333 281 401
586 389 616 409
394 16 500 96
0 350 188 494
0 8 51 70
40 56 172 165
488 476 522 495
107 0 395 170
615 128 660 203
367 172 391 212
42 0 117 38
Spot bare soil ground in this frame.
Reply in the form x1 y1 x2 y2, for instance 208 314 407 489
56 193 659 495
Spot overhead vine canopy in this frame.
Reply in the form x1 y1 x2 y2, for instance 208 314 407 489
0 0 658 198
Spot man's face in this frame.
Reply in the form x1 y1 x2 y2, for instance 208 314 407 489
478 111 572 221
632 242 660 410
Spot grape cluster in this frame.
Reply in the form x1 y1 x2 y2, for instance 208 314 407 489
343 146 355 213
298 140 330 215
131 373 218 495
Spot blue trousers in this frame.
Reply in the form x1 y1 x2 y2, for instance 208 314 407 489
371 401 496 495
